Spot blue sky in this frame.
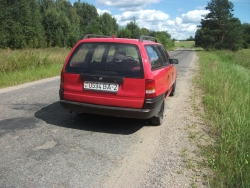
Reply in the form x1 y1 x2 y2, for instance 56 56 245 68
69 0 250 40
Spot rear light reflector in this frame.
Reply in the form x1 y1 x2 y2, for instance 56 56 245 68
145 79 156 98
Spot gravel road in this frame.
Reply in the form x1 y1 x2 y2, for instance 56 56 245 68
0 49 207 188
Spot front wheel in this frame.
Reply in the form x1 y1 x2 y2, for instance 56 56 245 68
150 101 165 126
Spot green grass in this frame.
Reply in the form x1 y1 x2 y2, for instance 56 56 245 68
0 48 70 88
175 41 195 48
195 49 250 187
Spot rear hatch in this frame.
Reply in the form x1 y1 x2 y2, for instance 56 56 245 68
63 42 145 108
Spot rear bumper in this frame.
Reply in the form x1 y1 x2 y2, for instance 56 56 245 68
59 92 164 119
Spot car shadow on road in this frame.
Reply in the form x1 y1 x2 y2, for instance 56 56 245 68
34 102 146 135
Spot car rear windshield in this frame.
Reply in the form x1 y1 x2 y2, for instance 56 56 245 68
66 42 144 78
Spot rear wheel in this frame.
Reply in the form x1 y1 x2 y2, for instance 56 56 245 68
170 80 176 96
150 101 165 126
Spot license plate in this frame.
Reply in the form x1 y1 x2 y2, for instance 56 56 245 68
84 81 119 92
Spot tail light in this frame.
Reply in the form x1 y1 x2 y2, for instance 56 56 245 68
60 71 64 89
145 79 156 98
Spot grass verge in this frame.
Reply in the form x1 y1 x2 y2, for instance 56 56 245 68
0 48 70 88
195 49 250 187
175 41 195 48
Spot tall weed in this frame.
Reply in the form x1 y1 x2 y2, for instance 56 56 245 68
196 49 250 187
0 48 69 88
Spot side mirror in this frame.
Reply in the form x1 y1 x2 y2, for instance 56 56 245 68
170 59 179 64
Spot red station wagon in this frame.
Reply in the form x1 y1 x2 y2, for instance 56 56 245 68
59 34 178 125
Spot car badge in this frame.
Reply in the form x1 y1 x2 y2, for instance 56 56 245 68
99 77 103 80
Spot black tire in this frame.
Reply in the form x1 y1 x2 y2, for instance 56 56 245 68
150 101 165 126
170 80 176 96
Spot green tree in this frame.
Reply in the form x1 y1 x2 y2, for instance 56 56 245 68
148 30 157 37
55 0 81 46
99 12 118 36
195 0 243 51
74 2 99 36
195 29 206 47
242 23 250 48
42 6 72 47
85 19 102 35
43 8 59 46
40 0 55 14
155 31 174 49
112 17 119 36
66 7 81 47
55 0 72 13
0 0 11 48
0 0 45 49
28 0 46 48
223 17 243 51
126 17 141 38
56 12 70 47
117 28 132 38
140 28 150 36
186 35 194 41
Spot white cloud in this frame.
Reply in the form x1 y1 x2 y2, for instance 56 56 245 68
181 10 209 23
115 9 170 26
196 6 206 10
175 17 183 25
97 8 111 15
165 20 175 26
96 0 161 11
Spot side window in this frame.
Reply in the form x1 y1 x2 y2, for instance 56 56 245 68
156 46 170 66
145 45 163 70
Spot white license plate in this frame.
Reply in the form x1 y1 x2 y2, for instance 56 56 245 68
84 81 119 92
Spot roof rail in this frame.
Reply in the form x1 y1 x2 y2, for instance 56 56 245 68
83 34 111 39
139 35 158 43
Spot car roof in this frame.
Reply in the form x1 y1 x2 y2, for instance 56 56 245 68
79 34 160 45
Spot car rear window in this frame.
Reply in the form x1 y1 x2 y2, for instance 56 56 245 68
66 42 144 78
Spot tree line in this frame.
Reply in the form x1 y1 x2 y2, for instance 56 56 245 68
195 0 250 51
0 0 174 49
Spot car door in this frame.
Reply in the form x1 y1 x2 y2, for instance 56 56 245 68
145 45 166 96
155 45 172 91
